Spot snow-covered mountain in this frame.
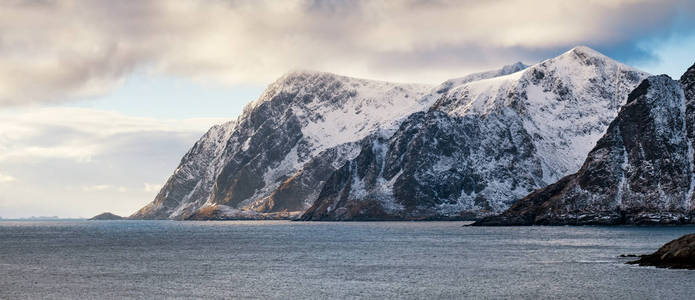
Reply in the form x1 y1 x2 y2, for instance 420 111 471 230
131 71 433 219
132 46 650 221
131 62 530 220
474 62 695 225
301 46 649 220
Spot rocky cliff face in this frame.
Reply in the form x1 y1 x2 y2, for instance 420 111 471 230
131 71 433 219
474 62 695 225
301 46 648 220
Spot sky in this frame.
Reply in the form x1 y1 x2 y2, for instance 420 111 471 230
1 0 694 218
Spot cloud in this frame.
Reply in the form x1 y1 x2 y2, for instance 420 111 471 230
0 107 222 218
144 183 163 193
0 172 16 183
1 0 693 106
0 107 225 163
75 184 128 193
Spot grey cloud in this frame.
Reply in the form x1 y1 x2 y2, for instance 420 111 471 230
0 0 694 106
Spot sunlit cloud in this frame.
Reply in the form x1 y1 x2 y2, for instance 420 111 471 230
79 185 128 193
0 172 16 183
0 107 223 218
0 107 225 164
0 0 693 106
144 183 163 193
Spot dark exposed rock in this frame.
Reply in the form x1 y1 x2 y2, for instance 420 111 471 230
628 234 695 269
474 62 695 226
88 212 124 220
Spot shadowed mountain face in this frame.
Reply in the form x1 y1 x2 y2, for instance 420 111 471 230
302 47 647 221
474 62 695 226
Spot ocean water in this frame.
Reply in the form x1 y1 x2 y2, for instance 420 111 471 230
1 221 694 299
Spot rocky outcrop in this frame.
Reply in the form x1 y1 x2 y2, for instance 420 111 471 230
302 46 647 221
474 62 695 226
628 234 695 269
88 212 124 220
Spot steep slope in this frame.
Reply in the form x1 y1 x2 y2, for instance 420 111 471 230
131 71 433 219
131 122 237 219
302 46 649 221
474 62 695 225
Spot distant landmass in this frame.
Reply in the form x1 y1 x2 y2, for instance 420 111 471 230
89 212 125 220
27 216 61 220
0 216 80 220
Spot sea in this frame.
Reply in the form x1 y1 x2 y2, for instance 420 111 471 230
1 220 694 299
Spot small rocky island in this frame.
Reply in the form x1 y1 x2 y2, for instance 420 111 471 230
88 212 125 220
628 234 695 269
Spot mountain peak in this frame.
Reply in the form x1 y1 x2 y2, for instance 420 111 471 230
526 45 647 84
568 45 605 57
251 70 352 108
501 61 528 73
543 45 618 67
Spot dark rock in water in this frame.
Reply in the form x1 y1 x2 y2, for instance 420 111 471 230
628 234 695 269
473 62 695 226
88 212 124 220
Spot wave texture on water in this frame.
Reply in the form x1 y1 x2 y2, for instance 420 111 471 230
1 220 694 299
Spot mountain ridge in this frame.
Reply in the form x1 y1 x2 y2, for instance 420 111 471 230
302 46 649 221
